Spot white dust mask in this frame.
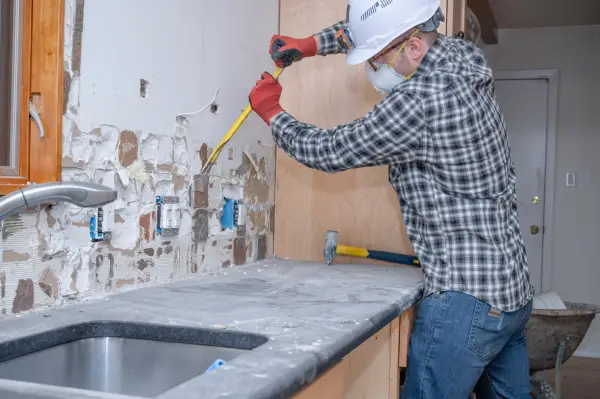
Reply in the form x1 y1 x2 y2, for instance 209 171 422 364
365 63 406 95
365 29 419 95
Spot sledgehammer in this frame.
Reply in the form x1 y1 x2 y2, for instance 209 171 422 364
324 230 420 267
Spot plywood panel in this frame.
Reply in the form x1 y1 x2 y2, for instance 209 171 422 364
294 322 395 399
447 0 467 35
275 0 413 264
389 317 401 399
275 1 464 263
399 306 418 368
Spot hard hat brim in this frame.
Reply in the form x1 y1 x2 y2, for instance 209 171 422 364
346 46 380 66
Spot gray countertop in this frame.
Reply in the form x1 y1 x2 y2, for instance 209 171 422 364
0 260 424 399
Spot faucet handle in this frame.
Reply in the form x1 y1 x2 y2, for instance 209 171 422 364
21 182 118 209
0 182 117 222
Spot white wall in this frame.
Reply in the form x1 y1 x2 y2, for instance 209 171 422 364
76 0 278 149
484 25 600 356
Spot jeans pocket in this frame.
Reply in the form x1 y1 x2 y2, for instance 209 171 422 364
520 300 533 329
467 300 507 359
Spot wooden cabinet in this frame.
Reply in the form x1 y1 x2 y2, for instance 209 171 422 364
275 0 467 264
294 307 417 399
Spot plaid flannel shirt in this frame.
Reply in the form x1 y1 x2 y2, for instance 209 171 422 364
271 21 534 312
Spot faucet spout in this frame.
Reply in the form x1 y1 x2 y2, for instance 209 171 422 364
0 182 118 221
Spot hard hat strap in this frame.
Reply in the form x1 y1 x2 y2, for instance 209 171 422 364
387 28 420 67
417 7 446 32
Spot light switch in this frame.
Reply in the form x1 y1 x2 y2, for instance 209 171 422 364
156 196 181 237
565 171 577 187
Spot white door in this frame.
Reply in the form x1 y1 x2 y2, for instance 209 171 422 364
494 78 548 293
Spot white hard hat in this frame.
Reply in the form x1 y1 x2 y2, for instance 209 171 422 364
344 0 443 65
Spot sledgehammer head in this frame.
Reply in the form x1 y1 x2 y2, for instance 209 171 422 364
324 230 339 265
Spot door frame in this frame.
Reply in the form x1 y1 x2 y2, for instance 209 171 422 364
494 69 559 293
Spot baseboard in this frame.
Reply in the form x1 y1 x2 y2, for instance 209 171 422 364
573 349 600 358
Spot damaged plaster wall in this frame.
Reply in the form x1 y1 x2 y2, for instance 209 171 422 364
0 0 279 315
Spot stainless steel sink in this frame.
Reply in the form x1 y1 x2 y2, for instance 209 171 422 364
0 322 267 398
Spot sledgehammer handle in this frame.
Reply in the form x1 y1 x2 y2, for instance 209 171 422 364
336 245 420 267
367 250 420 267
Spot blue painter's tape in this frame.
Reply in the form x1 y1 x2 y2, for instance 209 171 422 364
205 359 225 373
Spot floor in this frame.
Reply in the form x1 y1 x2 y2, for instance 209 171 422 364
536 357 600 398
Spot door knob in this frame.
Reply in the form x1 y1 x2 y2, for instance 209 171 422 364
532 196 540 204
530 225 540 235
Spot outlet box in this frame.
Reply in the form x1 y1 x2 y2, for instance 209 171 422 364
90 208 103 242
90 205 114 242
221 198 244 230
221 198 235 230
156 196 181 237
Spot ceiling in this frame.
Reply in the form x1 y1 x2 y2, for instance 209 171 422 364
489 0 600 29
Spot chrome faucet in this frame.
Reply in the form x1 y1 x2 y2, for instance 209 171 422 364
0 182 118 221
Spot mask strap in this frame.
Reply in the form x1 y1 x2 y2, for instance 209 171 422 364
387 29 420 68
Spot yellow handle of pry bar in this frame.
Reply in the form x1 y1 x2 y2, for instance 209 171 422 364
201 67 284 174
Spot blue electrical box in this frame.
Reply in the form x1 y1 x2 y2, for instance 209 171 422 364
221 198 235 230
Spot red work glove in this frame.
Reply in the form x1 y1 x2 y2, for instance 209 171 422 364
270 35 318 68
249 72 284 125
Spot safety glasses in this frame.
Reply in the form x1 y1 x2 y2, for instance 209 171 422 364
366 28 420 71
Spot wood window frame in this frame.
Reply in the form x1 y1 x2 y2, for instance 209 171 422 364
0 0 64 195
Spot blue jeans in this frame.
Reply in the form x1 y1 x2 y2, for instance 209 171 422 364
401 291 533 399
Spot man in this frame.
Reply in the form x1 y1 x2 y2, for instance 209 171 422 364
249 0 534 397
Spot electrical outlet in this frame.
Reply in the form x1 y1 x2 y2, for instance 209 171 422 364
90 208 102 242
90 205 114 242
103 204 115 240
235 200 245 226
156 196 181 237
